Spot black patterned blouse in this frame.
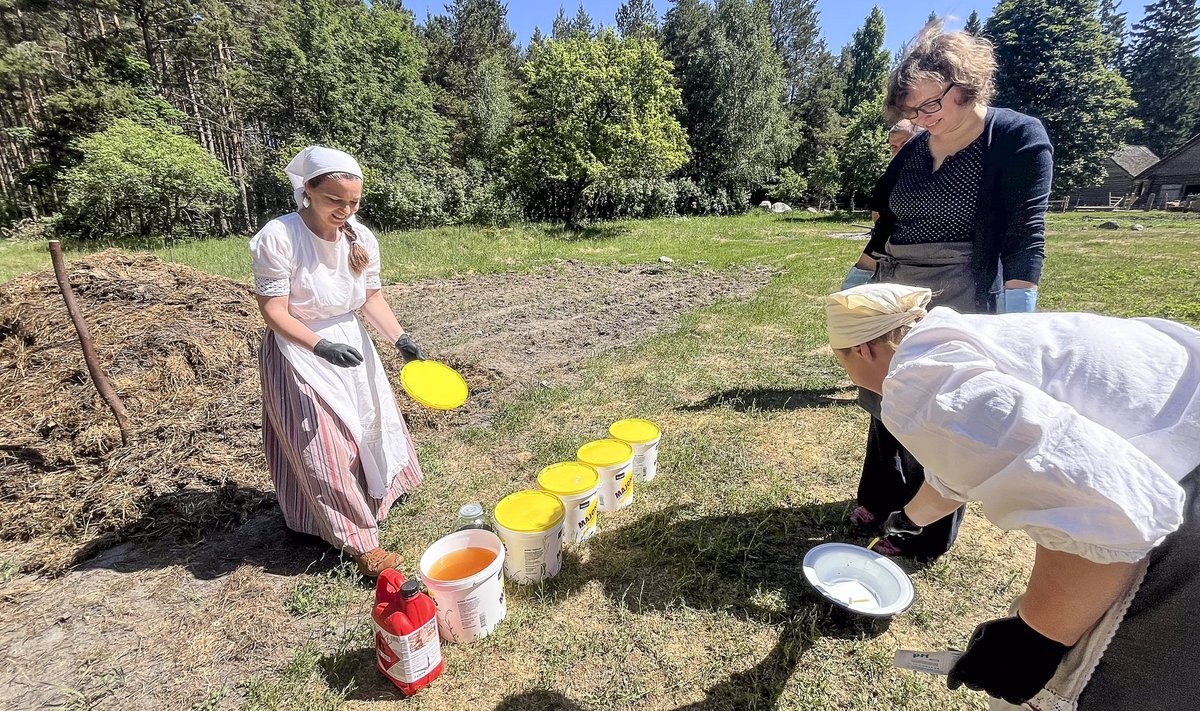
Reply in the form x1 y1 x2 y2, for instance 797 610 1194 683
887 132 985 245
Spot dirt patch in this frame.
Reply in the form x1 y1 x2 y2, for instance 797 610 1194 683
382 259 773 387
0 250 771 710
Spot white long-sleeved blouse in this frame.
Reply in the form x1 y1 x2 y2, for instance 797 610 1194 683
882 307 1200 564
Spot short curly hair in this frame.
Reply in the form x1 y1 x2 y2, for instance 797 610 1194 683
885 21 997 123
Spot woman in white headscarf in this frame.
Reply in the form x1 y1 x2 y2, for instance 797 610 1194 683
249 146 428 577
824 283 1200 710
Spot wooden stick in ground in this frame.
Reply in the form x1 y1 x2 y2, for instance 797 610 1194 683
47 240 133 445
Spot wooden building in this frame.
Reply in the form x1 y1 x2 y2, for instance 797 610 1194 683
1071 145 1159 207
1133 132 1200 209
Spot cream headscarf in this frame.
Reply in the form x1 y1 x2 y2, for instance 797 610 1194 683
825 283 932 349
284 146 363 210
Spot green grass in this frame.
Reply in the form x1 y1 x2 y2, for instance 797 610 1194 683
11 210 1198 709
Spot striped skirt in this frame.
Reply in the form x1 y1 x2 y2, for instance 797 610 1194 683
259 331 424 555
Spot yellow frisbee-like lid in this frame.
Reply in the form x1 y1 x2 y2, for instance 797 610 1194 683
608 418 661 444
537 462 600 496
400 360 469 410
576 439 634 468
494 490 565 532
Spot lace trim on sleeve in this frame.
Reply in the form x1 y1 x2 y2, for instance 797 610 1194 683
364 275 382 290
255 276 290 297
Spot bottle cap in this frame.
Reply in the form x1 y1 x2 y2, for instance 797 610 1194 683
400 579 421 599
458 502 484 518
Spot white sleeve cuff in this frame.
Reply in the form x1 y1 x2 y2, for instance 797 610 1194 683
254 276 290 297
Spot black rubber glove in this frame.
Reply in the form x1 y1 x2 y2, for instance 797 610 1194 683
881 508 923 538
313 339 363 368
394 334 428 363
948 614 1071 705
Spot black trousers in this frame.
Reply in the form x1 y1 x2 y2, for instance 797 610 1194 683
857 415 965 560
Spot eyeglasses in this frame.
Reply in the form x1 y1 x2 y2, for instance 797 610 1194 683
899 83 955 120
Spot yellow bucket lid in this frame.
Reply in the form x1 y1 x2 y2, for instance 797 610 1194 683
494 490 564 532
576 439 634 468
609 418 661 444
537 462 600 496
400 360 469 410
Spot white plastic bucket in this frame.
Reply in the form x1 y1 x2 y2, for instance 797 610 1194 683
418 529 507 643
609 419 662 483
578 439 634 512
493 490 565 584
537 462 600 545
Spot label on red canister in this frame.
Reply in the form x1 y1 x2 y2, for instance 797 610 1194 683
375 617 442 684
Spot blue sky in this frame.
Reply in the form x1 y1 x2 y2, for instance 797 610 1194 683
409 1 1149 53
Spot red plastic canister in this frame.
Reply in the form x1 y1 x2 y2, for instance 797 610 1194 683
372 569 444 695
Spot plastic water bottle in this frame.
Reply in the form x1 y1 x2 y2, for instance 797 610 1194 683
453 502 492 532
372 571 444 696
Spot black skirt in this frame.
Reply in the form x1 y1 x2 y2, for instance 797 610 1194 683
1077 465 1200 708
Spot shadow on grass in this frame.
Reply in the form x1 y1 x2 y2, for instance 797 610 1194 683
538 501 904 710
492 690 584 710
678 386 855 412
777 212 867 225
76 502 343 581
321 502 907 708
539 224 630 242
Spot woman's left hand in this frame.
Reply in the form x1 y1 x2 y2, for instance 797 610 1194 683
395 334 428 363
947 614 1070 704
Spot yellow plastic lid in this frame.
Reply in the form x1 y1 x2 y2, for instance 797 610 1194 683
576 439 634 468
494 490 565 532
537 462 600 496
400 360 469 410
608 418 661 444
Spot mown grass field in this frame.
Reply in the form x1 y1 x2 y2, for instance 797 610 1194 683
5 211 1198 710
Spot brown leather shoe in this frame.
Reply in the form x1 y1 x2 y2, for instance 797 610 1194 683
354 547 403 577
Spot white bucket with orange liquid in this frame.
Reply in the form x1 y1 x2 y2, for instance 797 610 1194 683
418 529 507 643
492 490 565 584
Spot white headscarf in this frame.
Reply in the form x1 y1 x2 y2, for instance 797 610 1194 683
284 146 363 210
825 283 932 349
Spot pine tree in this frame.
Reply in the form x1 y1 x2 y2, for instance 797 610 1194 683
842 6 889 114
528 25 545 55
683 0 792 198
767 0 842 178
768 0 821 105
926 11 938 24
964 10 983 36
616 0 659 39
1097 0 1127 71
662 0 711 80
988 0 1138 193
423 0 520 170
571 2 597 37
1126 0 1200 155
551 5 572 39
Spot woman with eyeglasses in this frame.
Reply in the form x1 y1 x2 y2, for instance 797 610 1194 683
844 22 1053 560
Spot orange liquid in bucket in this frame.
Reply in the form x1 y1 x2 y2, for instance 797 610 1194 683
427 547 497 581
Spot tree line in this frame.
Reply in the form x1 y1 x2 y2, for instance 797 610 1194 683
0 0 1197 239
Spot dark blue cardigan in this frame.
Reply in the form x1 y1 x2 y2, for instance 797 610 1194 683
865 107 1053 312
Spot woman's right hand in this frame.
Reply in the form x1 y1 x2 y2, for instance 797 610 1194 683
313 339 364 367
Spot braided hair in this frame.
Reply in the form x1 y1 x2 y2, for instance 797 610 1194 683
305 171 370 274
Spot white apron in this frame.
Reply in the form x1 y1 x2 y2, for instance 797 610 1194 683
273 313 410 499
